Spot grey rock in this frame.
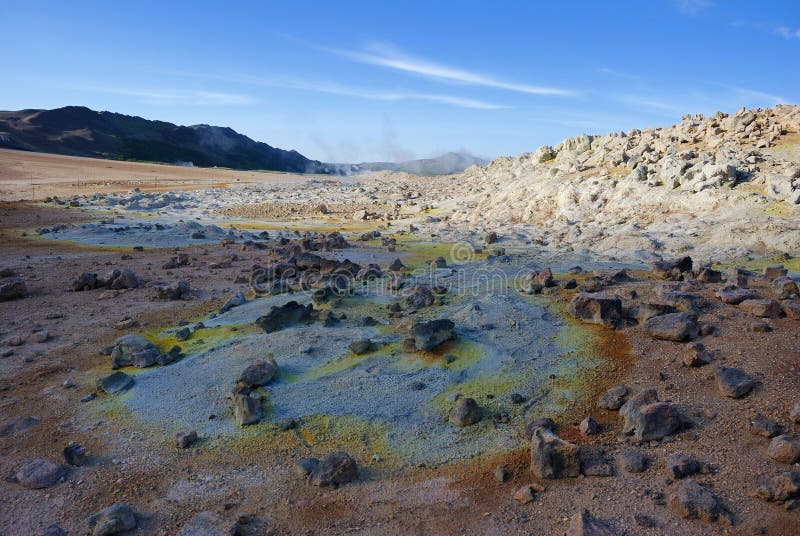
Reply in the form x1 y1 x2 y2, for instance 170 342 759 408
774 277 800 299
88 503 136 536
174 430 198 448
130 348 159 368
620 388 684 441
449 397 481 427
110 334 157 369
105 269 139 290
767 435 800 464
580 416 600 435
618 449 649 473
683 342 713 367
310 451 358 487
13 459 67 489
174 327 191 341
238 358 278 388
643 312 699 341
667 480 732 525
410 319 455 351
220 293 246 312
233 394 262 426
0 277 27 301
567 293 623 329
293 457 319 478
716 286 758 305
666 453 706 479
752 471 800 502
524 418 556 439
96 372 134 394
405 285 436 308
255 301 315 333
63 442 86 466
714 366 755 398
0 416 38 437
530 427 581 479
349 339 372 355
636 302 677 323
37 525 67 536
748 414 783 438
598 384 629 410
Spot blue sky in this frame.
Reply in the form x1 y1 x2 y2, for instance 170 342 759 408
2 0 798 163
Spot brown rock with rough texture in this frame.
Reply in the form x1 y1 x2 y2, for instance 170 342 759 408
739 299 784 318
13 459 67 489
567 509 616 536
773 277 799 299
309 451 358 487
683 342 713 367
567 293 623 329
598 384 628 410
449 397 481 427
530 427 581 479
643 312 699 341
752 471 800 502
784 301 800 319
715 366 755 398
667 480 732 525
767 435 800 464
620 388 684 441
0 277 27 301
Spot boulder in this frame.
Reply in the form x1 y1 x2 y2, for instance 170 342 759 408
449 398 481 427
220 293 246 312
153 280 190 300
683 342 713 367
530 427 581 479
773 277 800 300
409 319 455 351
255 301 315 333
0 277 27 301
405 285 436 308
643 312 699 341
716 286 758 304
696 267 723 283
752 471 800 502
767 435 800 464
88 503 136 536
620 388 684 441
174 430 198 449
110 334 158 369
293 458 319 478
72 272 102 291
598 384 629 410
666 453 706 479
617 450 649 473
784 301 800 319
105 269 139 290
764 265 789 279
714 366 755 398
309 451 358 487
649 256 693 279
233 394 262 426
63 443 87 466
636 302 677 323
349 339 372 355
13 459 67 489
238 358 278 388
567 293 623 329
96 372 134 394
667 481 732 525
739 299 784 318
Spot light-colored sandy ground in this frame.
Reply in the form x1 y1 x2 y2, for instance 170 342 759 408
0 148 326 201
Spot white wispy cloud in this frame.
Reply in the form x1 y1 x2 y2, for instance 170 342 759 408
168 71 509 110
67 85 256 105
330 43 575 96
673 0 714 16
774 26 800 40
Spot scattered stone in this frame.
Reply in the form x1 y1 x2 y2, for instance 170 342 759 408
3 334 24 347
764 265 788 279
567 293 623 329
633 514 656 528
72 272 102 291
636 302 677 323
0 416 39 437
666 453 707 479
667 480 732 525
714 366 755 398
238 358 278 388
0 277 27 301
153 280 190 300
387 258 406 271
37 525 67 536
177 511 237 536
683 342 713 367
410 319 455 351
13 459 67 489
492 465 510 482
220 293 246 313
618 450 649 473
105 269 139 290
233 394 262 426
449 398 481 427
748 414 783 438
175 327 191 341
643 312 699 341
620 388 684 441
773 277 799 299
174 430 198 449
696 267 723 283
512 485 536 504
32 330 49 343
131 348 159 368
530 427 581 479
579 448 615 477
96 372 134 394
716 286 758 305
524 417 556 439
580 416 600 435
727 267 750 287
752 471 800 502
309 451 358 487
767 435 800 464
739 299 785 318
748 321 772 333
349 339 372 355
110 334 157 369
88 503 137 536
63 443 86 466
405 285 436 308
293 458 319 478
783 301 800 319
649 256 693 279
567 509 616 536
255 301 315 333
598 384 629 410
485 231 499 244
791 403 800 423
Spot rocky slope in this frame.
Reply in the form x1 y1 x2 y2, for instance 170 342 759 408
436 105 800 261
0 106 348 174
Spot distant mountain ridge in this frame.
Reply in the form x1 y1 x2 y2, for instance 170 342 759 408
355 151 488 176
0 106 346 174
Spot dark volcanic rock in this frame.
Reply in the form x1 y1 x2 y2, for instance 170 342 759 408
310 451 358 487
667 480 732 525
96 372 134 394
567 293 623 329
410 319 455 351
643 312 700 341
255 301 315 333
567 509 616 536
767 435 800 464
110 334 158 369
449 397 481 427
63 443 86 466
747 414 783 438
13 459 67 489
530 427 581 479
238 358 278 388
752 471 800 502
714 366 755 398
620 388 684 441
0 277 27 301
598 384 629 410
618 449 649 473
88 503 137 536
716 286 758 305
